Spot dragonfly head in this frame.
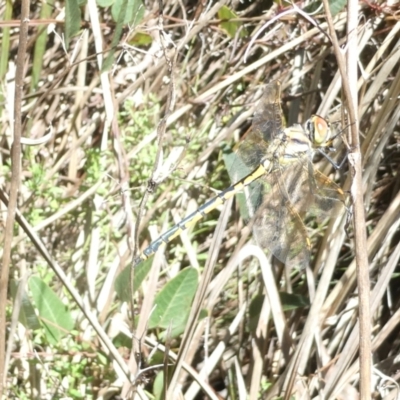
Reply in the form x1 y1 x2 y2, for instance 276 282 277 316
306 115 332 148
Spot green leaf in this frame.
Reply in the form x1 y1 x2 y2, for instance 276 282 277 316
279 292 309 311
111 0 144 25
223 148 262 222
29 276 74 345
112 331 132 348
153 371 165 400
102 0 144 71
115 258 152 302
218 5 247 38
249 293 309 332
102 0 128 71
305 0 346 16
0 0 13 82
97 0 114 6
329 0 347 16
248 294 264 333
129 31 152 46
10 280 41 330
149 268 198 338
65 0 81 49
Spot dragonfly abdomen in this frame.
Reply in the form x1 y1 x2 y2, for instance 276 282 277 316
133 163 270 266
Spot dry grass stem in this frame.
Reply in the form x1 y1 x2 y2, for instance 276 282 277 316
1 0 399 398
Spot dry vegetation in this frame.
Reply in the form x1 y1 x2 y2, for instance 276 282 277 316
1 0 400 398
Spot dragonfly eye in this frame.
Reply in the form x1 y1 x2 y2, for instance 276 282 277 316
307 115 331 146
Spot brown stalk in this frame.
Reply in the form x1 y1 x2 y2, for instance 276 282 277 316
321 1 372 399
0 0 30 394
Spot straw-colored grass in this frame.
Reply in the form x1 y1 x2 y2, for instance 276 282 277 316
1 0 399 398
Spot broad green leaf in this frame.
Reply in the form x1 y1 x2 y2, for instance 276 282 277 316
218 5 247 38
153 371 164 400
97 0 114 6
10 280 41 330
103 0 144 71
248 294 264 333
29 276 74 345
329 0 347 16
149 268 198 338
273 397 296 400
305 0 346 16
115 258 152 302
249 293 309 332
111 0 144 25
223 148 262 222
152 367 175 400
65 0 81 49
112 331 132 348
279 292 309 310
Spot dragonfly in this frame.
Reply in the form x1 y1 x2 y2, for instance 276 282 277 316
133 81 345 269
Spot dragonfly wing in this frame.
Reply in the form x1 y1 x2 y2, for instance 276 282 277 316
307 169 346 219
251 164 311 269
253 198 311 269
271 160 345 217
250 161 345 268
232 81 285 173
252 80 285 143
232 134 271 177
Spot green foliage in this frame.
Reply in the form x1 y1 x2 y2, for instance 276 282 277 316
120 95 179 197
84 148 104 186
129 31 153 46
249 293 309 333
25 164 64 224
279 291 310 310
0 0 12 82
10 280 41 330
65 0 81 49
43 341 113 398
305 0 346 16
121 96 159 141
149 267 198 338
26 163 46 191
102 0 145 70
111 0 144 24
115 258 152 302
153 371 165 400
97 0 114 6
31 0 54 90
328 0 347 16
223 147 259 221
28 276 74 345
218 5 247 38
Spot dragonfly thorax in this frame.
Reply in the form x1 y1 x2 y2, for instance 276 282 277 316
277 125 312 165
